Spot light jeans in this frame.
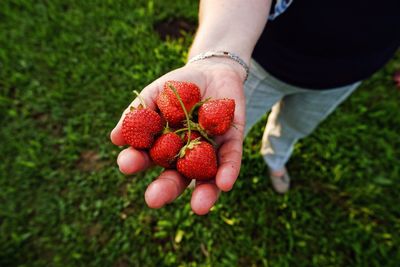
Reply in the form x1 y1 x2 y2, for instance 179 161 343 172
244 60 361 172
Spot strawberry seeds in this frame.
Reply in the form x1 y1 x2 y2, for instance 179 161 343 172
121 80 235 181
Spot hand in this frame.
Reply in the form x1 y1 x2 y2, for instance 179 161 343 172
110 59 246 215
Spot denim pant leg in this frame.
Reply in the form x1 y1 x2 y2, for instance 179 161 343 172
244 60 288 136
261 82 361 171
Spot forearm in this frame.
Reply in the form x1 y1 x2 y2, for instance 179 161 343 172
189 0 272 64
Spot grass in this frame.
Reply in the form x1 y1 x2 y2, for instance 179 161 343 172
0 1 399 266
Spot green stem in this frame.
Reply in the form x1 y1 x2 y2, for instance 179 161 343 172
188 97 211 118
174 128 188 134
189 121 216 146
162 122 171 134
133 90 146 108
168 83 191 146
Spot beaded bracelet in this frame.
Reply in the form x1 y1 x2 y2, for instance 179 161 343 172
187 51 250 82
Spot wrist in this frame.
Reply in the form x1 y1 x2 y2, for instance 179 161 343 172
187 51 249 82
188 46 251 66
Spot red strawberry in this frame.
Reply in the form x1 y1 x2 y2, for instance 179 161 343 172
198 99 235 136
183 131 202 142
150 132 184 168
177 141 217 180
122 107 163 149
156 81 201 127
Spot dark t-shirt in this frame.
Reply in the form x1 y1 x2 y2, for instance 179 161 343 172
253 0 400 89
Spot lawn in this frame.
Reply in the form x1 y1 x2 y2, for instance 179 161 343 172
0 1 399 266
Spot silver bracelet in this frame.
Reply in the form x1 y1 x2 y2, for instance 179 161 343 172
187 51 250 82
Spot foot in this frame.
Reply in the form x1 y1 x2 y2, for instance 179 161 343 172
269 167 290 194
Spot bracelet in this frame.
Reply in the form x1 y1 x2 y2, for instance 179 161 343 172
187 51 250 82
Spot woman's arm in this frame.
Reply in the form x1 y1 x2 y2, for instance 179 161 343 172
111 0 272 215
190 0 271 75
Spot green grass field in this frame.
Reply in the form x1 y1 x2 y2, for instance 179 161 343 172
1 1 399 266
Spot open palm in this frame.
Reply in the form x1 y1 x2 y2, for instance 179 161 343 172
110 60 245 215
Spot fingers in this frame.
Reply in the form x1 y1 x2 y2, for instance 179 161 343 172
111 66 244 214
191 181 220 215
117 147 151 174
186 121 244 216
145 174 220 215
215 135 243 192
144 170 190 209
110 119 125 146
144 172 220 214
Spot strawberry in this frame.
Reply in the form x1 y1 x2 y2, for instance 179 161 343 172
150 132 184 168
156 81 201 127
183 131 202 142
122 107 163 149
177 141 217 180
198 99 235 136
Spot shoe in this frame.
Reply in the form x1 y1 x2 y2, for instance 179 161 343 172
269 167 290 194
